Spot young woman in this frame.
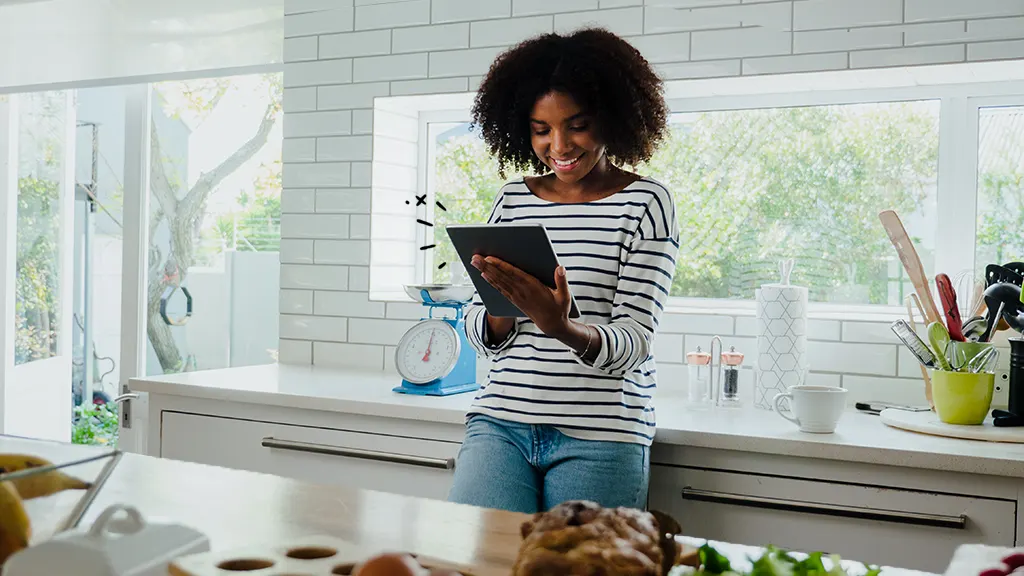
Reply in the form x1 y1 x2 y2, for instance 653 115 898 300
446 27 679 514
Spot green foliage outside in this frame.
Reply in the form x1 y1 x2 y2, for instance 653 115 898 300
15 176 61 364
431 133 519 283
202 160 283 263
15 91 65 365
71 403 119 447
432 103 944 304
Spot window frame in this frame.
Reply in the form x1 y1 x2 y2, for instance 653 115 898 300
407 78 1024 320
417 109 473 280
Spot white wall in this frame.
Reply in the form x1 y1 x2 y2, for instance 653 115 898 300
277 0 1024 405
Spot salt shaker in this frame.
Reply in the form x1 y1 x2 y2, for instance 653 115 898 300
717 346 745 408
685 346 712 408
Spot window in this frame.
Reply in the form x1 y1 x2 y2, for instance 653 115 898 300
369 66 1024 316
976 103 1024 274
147 72 283 376
425 102 940 306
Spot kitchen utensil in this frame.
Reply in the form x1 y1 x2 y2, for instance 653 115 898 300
854 401 931 415
971 280 986 318
986 264 1024 287
168 535 475 576
4 504 210 576
947 340 994 371
952 271 977 317
930 370 995 425
908 292 927 325
949 344 969 371
967 346 998 373
393 285 477 397
879 408 1024 443
936 273 964 341
983 301 1007 340
890 319 937 369
879 210 942 325
905 294 933 405
1003 261 1024 278
928 321 952 371
979 281 1022 339
962 315 987 341
772 385 848 433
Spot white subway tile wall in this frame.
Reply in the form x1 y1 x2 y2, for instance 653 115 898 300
278 0 1024 402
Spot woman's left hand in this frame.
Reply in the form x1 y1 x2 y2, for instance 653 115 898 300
472 255 572 338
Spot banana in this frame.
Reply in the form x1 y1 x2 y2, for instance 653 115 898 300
0 480 30 566
0 453 92 500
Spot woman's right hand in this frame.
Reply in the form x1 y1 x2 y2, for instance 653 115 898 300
485 313 515 344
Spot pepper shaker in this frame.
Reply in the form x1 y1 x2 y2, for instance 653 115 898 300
717 346 745 408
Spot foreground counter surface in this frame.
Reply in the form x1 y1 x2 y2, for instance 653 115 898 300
129 363 1024 574
2 435 935 576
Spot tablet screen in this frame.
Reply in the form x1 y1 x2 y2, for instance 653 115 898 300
447 223 580 319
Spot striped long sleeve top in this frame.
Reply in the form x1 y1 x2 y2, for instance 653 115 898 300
462 177 679 445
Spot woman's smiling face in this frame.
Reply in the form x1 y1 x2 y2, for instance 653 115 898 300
529 90 606 184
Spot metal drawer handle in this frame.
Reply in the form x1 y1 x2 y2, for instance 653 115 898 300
261 437 455 471
680 487 966 530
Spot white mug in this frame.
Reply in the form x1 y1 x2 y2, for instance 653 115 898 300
772 385 848 434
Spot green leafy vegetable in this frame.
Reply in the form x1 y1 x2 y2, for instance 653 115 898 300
699 543 733 573
695 544 885 576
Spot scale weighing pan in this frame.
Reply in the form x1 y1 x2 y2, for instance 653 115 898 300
403 284 475 305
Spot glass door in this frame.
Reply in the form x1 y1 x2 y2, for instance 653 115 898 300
0 91 76 442
143 72 283 378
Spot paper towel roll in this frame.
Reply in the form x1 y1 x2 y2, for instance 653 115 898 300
755 283 810 410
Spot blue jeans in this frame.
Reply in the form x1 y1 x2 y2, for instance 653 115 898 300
447 413 650 514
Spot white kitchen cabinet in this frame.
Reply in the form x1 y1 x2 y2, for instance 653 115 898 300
160 411 461 502
648 464 1016 574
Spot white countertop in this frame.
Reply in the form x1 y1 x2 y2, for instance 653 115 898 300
131 362 1024 478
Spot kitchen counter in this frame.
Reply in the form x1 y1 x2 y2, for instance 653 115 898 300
2 435 934 576
130 363 1024 478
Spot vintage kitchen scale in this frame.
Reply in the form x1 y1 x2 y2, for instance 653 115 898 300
392 284 478 396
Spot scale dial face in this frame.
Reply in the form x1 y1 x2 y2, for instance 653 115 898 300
395 319 460 384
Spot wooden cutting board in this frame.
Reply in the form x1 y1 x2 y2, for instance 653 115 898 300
169 534 478 576
880 408 1024 443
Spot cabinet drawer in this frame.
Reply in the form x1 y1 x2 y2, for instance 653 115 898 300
649 465 1015 574
160 411 460 502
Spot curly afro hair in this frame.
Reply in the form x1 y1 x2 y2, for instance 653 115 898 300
471 27 669 178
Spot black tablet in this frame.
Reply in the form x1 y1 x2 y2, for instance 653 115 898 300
446 223 581 319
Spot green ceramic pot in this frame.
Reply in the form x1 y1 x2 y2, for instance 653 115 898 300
930 370 995 425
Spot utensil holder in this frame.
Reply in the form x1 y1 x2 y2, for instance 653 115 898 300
931 370 995 425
